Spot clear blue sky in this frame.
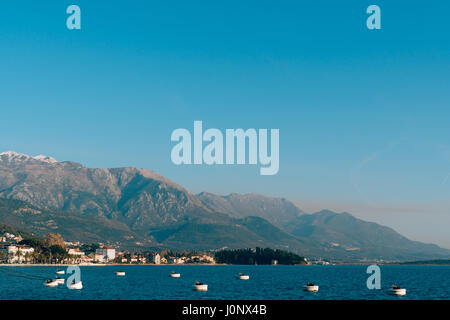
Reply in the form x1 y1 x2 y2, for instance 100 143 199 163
1 1 450 246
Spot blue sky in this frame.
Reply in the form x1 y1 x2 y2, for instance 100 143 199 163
1 1 450 247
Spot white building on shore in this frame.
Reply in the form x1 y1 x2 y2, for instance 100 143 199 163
95 246 116 262
67 248 85 257
153 253 161 265
7 245 34 263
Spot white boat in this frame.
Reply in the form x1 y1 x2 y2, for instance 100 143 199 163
54 277 65 284
44 279 59 287
68 280 83 290
170 271 181 278
115 271 126 276
303 282 319 292
237 273 250 280
192 281 208 291
390 285 406 296
55 269 65 275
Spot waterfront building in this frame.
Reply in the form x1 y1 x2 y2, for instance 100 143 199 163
96 246 116 262
153 253 161 265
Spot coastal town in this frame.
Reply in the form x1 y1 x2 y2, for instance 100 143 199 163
0 231 217 265
0 230 313 266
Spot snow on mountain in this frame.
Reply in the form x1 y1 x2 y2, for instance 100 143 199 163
0 151 58 163
32 154 58 163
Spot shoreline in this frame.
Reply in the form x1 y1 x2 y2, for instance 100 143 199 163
1 263 449 267
0 263 107 267
0 263 221 267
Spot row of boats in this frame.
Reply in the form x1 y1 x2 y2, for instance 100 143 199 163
302 283 406 295
45 269 407 296
115 271 248 291
191 273 250 291
177 272 406 295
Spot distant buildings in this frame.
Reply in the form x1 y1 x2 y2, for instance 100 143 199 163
0 232 217 266
64 241 81 247
173 257 185 264
200 255 216 264
66 248 85 263
153 253 161 265
67 248 85 257
96 246 116 262
113 252 214 265
1 232 23 244
309 259 330 265
7 245 34 263
93 252 106 263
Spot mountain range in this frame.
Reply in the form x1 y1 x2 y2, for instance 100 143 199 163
0 151 448 262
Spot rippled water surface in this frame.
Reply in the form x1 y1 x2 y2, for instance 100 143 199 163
0 265 449 300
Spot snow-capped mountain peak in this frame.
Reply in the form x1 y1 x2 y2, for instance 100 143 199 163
0 151 32 160
0 151 58 163
32 154 58 163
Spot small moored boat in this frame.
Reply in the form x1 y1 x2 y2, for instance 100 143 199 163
170 271 181 278
389 285 406 296
68 280 83 290
237 273 250 280
55 269 65 275
115 271 126 276
192 281 208 291
303 282 319 292
54 277 65 284
44 279 59 287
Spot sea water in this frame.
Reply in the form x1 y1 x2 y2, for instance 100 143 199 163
0 265 448 300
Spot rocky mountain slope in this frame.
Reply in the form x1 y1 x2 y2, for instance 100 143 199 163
197 192 304 229
0 151 213 231
0 151 449 261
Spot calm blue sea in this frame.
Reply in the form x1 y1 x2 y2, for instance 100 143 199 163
0 265 448 300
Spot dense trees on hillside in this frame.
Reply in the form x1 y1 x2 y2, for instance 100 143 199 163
215 247 307 265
